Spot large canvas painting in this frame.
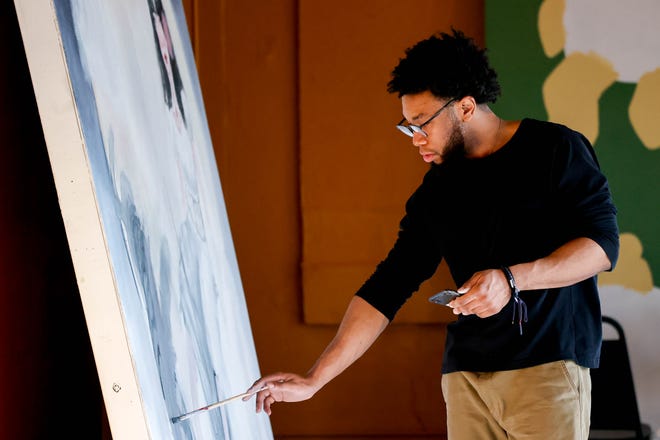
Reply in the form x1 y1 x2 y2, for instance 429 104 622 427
13 0 273 438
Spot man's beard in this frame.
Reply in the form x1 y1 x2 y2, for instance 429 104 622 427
440 122 466 163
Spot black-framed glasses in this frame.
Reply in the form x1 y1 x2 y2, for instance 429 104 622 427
396 98 456 137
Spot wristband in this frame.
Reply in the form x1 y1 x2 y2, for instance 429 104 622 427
500 266 528 335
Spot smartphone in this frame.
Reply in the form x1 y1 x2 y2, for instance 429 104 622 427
428 289 463 306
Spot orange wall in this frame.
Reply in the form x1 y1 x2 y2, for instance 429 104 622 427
188 0 484 438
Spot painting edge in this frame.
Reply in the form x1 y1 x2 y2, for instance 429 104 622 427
12 0 150 438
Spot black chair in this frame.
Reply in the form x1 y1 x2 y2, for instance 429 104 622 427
589 315 652 440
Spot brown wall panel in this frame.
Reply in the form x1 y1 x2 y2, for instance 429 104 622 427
298 0 482 325
191 0 484 437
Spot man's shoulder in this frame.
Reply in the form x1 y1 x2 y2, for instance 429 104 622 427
520 118 587 143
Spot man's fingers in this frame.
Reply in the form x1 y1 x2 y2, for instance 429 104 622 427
247 374 287 395
248 372 315 414
254 387 273 413
264 395 276 416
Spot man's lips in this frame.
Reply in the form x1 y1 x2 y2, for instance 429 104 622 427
421 152 436 163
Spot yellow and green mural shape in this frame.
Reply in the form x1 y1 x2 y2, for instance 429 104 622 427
486 1 659 433
487 0 658 292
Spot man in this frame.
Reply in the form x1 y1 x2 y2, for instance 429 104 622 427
247 30 619 439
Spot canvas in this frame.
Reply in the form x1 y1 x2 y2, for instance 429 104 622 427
13 0 273 438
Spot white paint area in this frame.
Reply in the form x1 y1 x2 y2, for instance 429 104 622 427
564 0 660 83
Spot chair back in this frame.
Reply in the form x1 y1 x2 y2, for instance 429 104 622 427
590 316 646 438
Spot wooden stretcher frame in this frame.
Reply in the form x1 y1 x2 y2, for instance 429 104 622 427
13 0 150 437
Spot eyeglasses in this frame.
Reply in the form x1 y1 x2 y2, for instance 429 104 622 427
396 98 456 137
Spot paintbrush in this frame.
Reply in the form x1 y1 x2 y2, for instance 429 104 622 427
171 386 269 423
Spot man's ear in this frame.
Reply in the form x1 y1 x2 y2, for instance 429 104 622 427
457 96 477 121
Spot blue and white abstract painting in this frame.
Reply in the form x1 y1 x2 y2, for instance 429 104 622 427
52 0 273 438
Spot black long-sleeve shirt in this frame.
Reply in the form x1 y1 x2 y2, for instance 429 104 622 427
356 118 619 373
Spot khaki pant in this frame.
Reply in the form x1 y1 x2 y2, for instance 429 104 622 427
441 360 591 440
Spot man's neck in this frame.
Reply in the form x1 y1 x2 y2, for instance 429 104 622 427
465 109 519 159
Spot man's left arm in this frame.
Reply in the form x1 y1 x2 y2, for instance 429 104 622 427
450 237 611 318
508 236 611 290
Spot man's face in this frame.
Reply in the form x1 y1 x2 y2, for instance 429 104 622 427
400 91 465 164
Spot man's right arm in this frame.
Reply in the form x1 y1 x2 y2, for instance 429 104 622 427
245 296 389 415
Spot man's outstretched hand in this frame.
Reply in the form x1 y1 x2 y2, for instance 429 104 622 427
244 372 319 416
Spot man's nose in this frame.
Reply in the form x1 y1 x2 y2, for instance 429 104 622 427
412 131 427 147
